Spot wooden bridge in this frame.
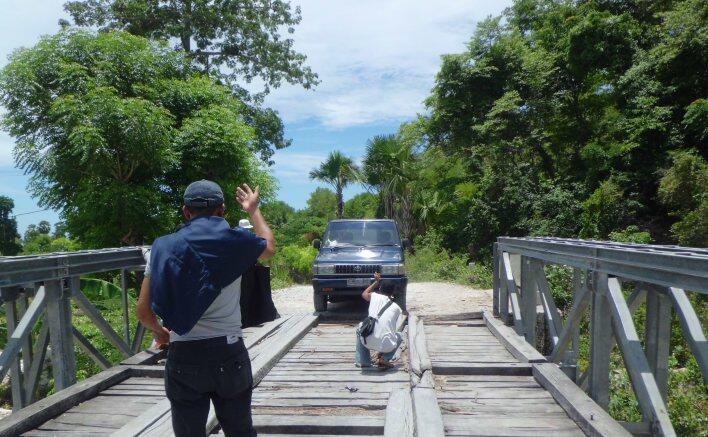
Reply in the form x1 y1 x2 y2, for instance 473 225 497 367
0 237 705 436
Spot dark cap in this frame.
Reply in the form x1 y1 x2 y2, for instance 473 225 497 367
183 180 224 208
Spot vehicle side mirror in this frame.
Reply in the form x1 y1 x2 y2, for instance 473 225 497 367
402 238 412 249
313 239 321 250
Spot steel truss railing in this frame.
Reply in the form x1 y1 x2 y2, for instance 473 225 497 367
0 247 147 411
493 237 708 437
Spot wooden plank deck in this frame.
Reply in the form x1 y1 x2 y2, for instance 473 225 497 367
423 317 626 437
4 311 631 437
16 314 312 436
249 322 408 435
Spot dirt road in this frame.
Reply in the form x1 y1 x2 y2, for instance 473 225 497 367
272 282 493 316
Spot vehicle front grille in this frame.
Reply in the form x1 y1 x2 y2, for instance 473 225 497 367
335 264 381 274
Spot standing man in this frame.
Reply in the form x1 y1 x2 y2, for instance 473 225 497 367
137 180 275 437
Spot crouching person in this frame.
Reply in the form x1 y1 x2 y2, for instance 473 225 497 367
356 272 403 369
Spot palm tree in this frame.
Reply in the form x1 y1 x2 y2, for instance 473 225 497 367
362 134 417 240
309 151 360 219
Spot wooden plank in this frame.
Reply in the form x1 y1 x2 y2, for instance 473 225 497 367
252 415 385 434
533 363 631 437
408 313 431 377
244 315 295 349
421 312 484 322
669 287 708 383
483 311 545 363
443 416 584 436
120 347 166 366
411 387 444 437
0 366 131 436
433 362 533 376
384 389 413 437
251 314 319 384
605 277 675 436
0 286 46 382
71 282 133 358
111 399 171 437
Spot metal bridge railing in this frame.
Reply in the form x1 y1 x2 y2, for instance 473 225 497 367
493 237 707 437
0 247 147 410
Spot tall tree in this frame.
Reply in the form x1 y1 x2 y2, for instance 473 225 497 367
63 0 318 92
362 134 417 239
0 30 273 247
0 196 22 255
63 0 320 162
309 152 359 219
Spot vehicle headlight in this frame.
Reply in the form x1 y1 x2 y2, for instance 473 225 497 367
314 264 335 274
381 264 405 275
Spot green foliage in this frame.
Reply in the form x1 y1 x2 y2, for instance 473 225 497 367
80 278 123 300
580 179 639 239
306 187 338 220
21 234 53 255
0 29 274 247
609 225 653 244
269 245 317 284
362 133 417 240
406 231 492 288
0 196 22 255
344 193 380 219
63 0 318 92
658 150 708 246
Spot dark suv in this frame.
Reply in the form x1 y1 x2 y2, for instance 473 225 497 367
311 219 409 312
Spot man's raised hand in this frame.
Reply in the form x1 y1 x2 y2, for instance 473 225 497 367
236 184 260 215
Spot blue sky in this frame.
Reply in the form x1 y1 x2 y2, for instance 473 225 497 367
0 0 512 235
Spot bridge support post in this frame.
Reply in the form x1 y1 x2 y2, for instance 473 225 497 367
45 279 76 391
4 288 27 411
589 272 612 410
645 289 672 402
493 243 500 317
559 269 585 381
520 256 537 346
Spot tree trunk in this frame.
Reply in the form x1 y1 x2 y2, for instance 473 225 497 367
336 186 344 219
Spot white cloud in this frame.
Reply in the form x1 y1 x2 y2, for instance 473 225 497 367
257 0 511 129
271 151 326 182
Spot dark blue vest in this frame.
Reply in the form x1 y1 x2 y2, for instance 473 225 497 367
149 216 266 335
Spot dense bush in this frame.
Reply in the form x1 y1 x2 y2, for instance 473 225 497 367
267 244 318 289
406 232 492 288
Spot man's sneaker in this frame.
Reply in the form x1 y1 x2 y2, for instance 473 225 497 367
355 363 372 368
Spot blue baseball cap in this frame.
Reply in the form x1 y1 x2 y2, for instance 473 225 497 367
183 180 224 208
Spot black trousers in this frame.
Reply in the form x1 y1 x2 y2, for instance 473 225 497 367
165 336 256 437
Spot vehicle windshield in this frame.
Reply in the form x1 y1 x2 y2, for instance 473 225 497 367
323 221 401 247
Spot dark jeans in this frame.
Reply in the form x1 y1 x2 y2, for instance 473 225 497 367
165 336 256 437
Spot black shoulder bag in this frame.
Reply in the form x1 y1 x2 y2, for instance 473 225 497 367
357 297 395 344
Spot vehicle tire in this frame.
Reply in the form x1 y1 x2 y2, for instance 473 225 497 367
394 289 407 313
314 292 328 312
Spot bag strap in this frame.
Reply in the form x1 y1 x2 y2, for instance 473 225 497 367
376 297 395 318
